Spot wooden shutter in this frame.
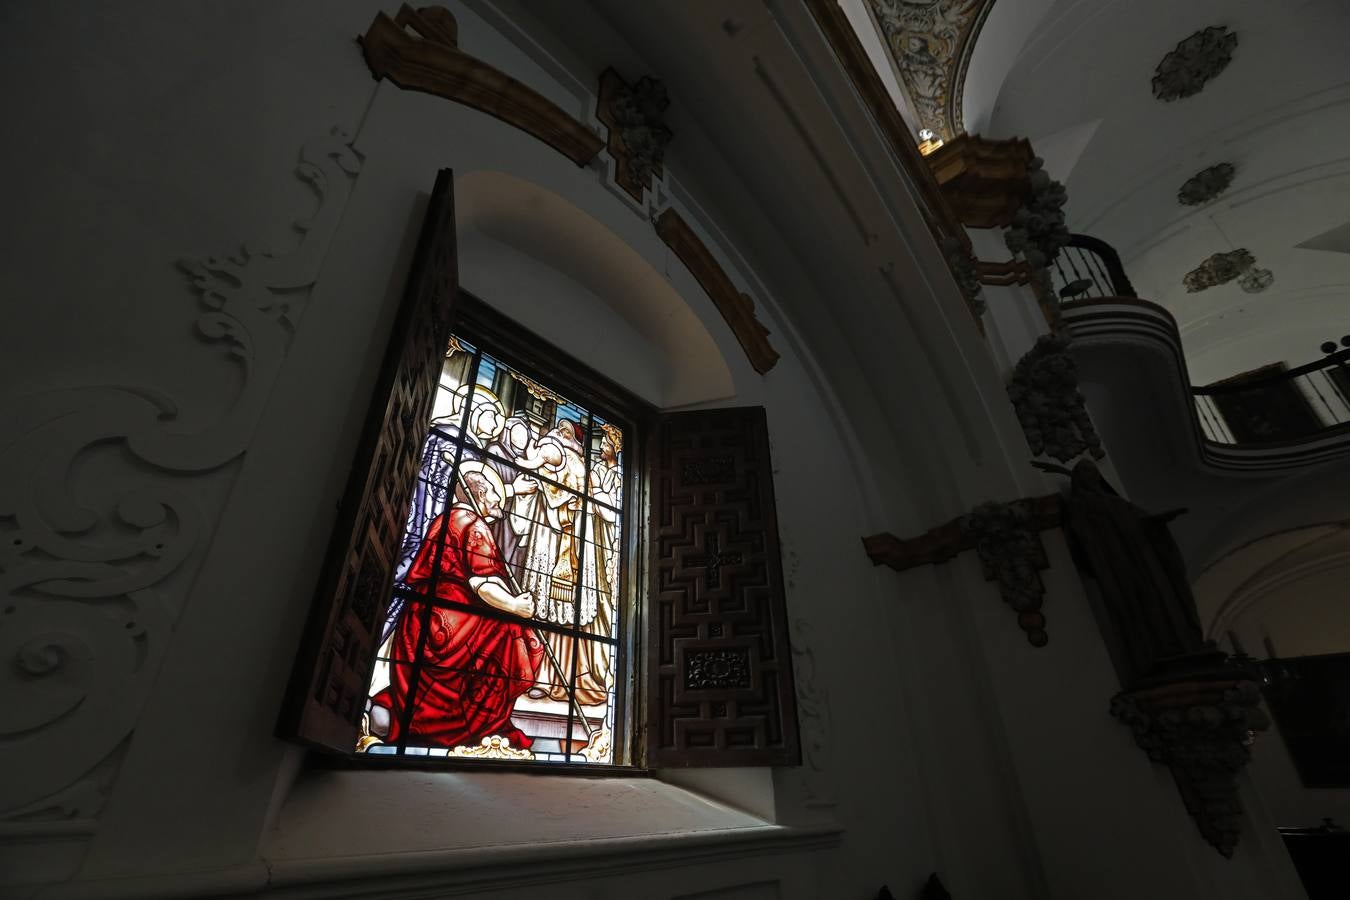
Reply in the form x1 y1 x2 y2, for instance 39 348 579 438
278 169 459 752
648 406 801 767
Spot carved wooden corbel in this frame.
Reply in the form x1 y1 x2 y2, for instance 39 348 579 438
596 68 672 203
359 5 604 166
864 494 1060 646
925 133 1035 229
654 208 780 374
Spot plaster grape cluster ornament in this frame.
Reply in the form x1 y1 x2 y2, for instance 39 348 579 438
1177 162 1236 206
1152 26 1239 102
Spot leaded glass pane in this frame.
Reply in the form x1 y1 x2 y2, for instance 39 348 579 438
361 336 625 765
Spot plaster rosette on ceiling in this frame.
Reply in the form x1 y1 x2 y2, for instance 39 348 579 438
868 0 997 141
1237 266 1274 294
1178 162 1236 206
1183 249 1255 293
1152 26 1239 102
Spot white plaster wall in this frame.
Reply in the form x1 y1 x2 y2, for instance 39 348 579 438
0 2 1312 899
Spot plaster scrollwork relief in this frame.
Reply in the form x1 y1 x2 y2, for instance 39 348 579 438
1183 248 1255 293
1177 162 1235 206
1152 26 1239 102
0 128 362 821
1006 333 1106 464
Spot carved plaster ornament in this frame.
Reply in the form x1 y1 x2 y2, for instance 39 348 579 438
959 501 1050 646
1006 333 1105 464
1177 162 1235 206
1183 249 1255 293
0 129 362 821
1153 26 1239 102
1004 157 1069 271
611 76 672 190
1237 266 1274 293
1111 668 1269 857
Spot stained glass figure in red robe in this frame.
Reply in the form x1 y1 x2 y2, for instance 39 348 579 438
370 461 544 750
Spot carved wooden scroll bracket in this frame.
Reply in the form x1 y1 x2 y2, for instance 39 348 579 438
655 208 780 375
359 5 604 166
864 494 1060 645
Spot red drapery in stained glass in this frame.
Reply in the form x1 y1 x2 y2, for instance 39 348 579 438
359 336 625 765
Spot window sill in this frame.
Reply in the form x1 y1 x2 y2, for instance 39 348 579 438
259 768 840 895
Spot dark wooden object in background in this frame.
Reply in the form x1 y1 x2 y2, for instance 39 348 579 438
1262 652 1350 787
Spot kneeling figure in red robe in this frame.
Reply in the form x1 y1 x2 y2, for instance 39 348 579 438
370 463 543 750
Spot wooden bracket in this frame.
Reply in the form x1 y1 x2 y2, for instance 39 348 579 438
359 5 604 167
655 208 780 375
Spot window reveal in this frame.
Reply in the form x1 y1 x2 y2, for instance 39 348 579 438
361 339 627 765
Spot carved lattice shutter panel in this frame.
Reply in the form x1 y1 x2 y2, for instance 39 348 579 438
280 169 459 752
648 406 801 767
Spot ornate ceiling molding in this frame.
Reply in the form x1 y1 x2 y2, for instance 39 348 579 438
1183 249 1255 293
1177 162 1235 206
867 0 998 141
1152 26 1239 102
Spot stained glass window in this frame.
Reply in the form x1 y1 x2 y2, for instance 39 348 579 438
359 334 626 765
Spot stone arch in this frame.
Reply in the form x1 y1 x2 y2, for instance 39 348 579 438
454 169 736 409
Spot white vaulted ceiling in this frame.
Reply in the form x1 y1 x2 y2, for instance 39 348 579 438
973 0 1350 383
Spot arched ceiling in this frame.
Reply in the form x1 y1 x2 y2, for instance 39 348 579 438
977 0 1350 383
1194 521 1350 658
859 0 999 141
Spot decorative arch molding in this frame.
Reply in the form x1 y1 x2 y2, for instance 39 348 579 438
1195 521 1350 641
454 169 737 405
359 4 604 167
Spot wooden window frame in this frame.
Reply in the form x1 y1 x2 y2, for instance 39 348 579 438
280 172 799 771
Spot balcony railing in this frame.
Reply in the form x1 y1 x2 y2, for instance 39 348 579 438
1049 234 1137 300
1193 349 1350 445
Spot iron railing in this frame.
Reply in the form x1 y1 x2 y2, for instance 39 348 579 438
1049 234 1137 300
1193 349 1350 444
